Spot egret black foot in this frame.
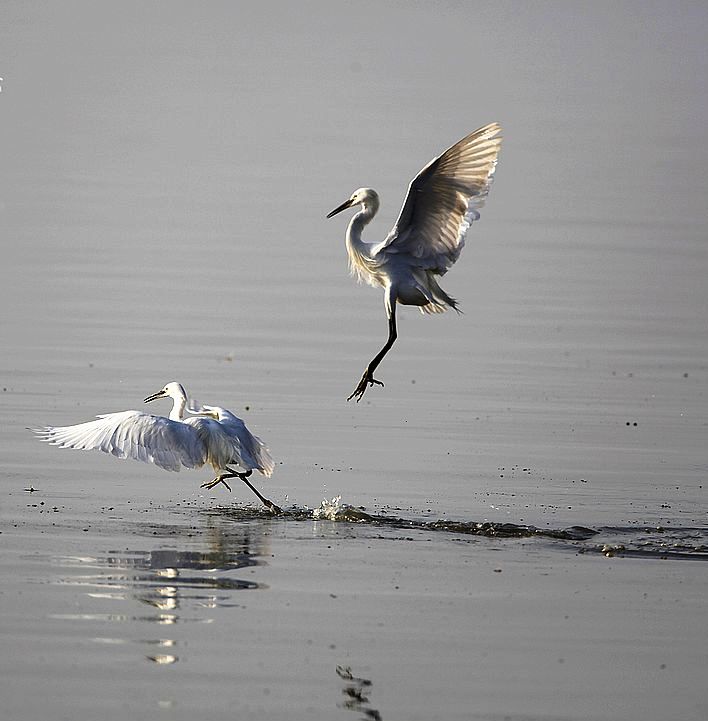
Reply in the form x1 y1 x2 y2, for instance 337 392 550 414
264 499 282 514
201 477 232 492
347 371 384 402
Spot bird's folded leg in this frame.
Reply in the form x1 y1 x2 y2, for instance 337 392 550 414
201 476 232 492
347 369 384 402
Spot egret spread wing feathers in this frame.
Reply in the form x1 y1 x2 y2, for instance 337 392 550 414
372 122 502 270
327 123 502 401
34 411 206 472
32 382 280 512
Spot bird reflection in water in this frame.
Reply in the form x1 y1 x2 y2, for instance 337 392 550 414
336 665 382 721
54 522 267 665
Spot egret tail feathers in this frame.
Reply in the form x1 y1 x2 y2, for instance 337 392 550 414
418 273 462 314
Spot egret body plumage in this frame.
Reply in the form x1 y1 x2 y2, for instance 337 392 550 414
32 382 280 512
327 122 502 401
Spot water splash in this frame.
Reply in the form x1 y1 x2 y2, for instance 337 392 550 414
312 495 343 520
305 499 598 540
308 496 386 523
181 504 708 560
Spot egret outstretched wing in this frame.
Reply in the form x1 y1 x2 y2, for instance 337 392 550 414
33 411 207 472
371 122 501 272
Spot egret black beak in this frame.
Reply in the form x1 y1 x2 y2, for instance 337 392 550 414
144 389 166 404
327 198 355 218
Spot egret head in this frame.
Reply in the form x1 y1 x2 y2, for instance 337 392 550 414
327 188 379 218
144 381 187 404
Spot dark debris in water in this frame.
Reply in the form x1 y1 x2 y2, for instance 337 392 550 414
331 506 598 541
205 503 598 540
423 520 598 541
154 503 708 561
580 526 708 561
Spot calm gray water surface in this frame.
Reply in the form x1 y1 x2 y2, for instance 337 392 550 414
1 2 707 720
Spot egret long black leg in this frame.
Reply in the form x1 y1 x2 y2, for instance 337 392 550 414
348 305 398 402
214 466 283 513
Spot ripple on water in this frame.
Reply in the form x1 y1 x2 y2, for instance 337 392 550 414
205 496 708 558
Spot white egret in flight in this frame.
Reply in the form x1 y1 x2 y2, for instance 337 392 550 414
32 382 280 512
327 122 502 401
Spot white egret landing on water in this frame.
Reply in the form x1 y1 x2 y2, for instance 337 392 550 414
32 382 280 513
327 122 502 401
